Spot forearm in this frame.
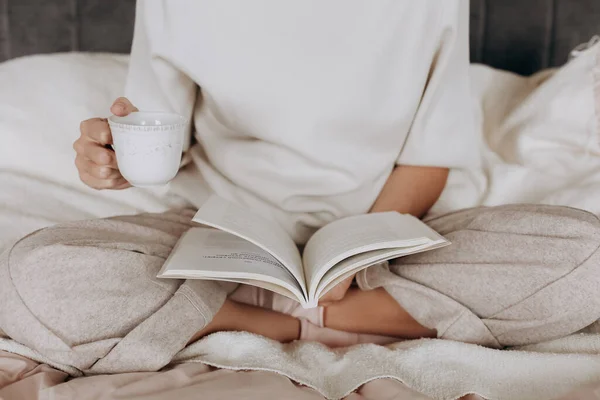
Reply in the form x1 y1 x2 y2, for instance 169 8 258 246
370 165 449 218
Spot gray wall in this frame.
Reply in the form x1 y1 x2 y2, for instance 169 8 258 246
0 0 136 60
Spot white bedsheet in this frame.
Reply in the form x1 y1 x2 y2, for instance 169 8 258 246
1 46 599 399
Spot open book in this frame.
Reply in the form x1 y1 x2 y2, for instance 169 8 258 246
158 195 450 308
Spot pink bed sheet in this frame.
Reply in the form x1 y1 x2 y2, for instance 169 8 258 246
0 351 483 400
1 350 597 400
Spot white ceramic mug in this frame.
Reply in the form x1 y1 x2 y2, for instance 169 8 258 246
108 111 187 187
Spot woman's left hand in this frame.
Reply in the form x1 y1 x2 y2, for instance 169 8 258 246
317 165 448 306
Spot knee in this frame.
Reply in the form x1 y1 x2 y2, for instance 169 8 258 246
0 224 179 349
487 207 600 346
465 204 600 238
440 204 600 262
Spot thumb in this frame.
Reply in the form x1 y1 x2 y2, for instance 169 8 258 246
111 97 138 116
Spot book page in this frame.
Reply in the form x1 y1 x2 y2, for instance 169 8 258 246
313 242 449 301
192 195 306 293
303 212 447 292
157 227 307 303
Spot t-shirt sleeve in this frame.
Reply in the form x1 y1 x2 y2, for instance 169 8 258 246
124 1 198 152
396 0 481 169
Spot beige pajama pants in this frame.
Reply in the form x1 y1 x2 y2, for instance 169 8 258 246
1 204 600 374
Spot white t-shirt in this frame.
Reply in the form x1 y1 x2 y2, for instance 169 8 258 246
125 0 480 244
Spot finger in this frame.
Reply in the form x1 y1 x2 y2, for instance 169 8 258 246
110 97 138 116
113 181 132 190
319 290 343 305
82 140 117 167
331 276 353 296
75 155 122 180
79 169 129 190
80 118 112 145
318 276 354 305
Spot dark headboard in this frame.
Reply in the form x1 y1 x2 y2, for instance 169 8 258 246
1 0 599 76
470 0 600 75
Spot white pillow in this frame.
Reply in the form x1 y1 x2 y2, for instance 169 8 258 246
0 53 188 246
433 42 600 217
0 53 129 183
486 42 600 210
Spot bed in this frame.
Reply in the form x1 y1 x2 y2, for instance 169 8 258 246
1 1 600 399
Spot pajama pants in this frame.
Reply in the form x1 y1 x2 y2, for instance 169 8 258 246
1 204 600 374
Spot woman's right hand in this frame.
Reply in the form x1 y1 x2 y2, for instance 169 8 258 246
74 97 138 190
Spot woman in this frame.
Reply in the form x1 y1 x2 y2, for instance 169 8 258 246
1 0 600 374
